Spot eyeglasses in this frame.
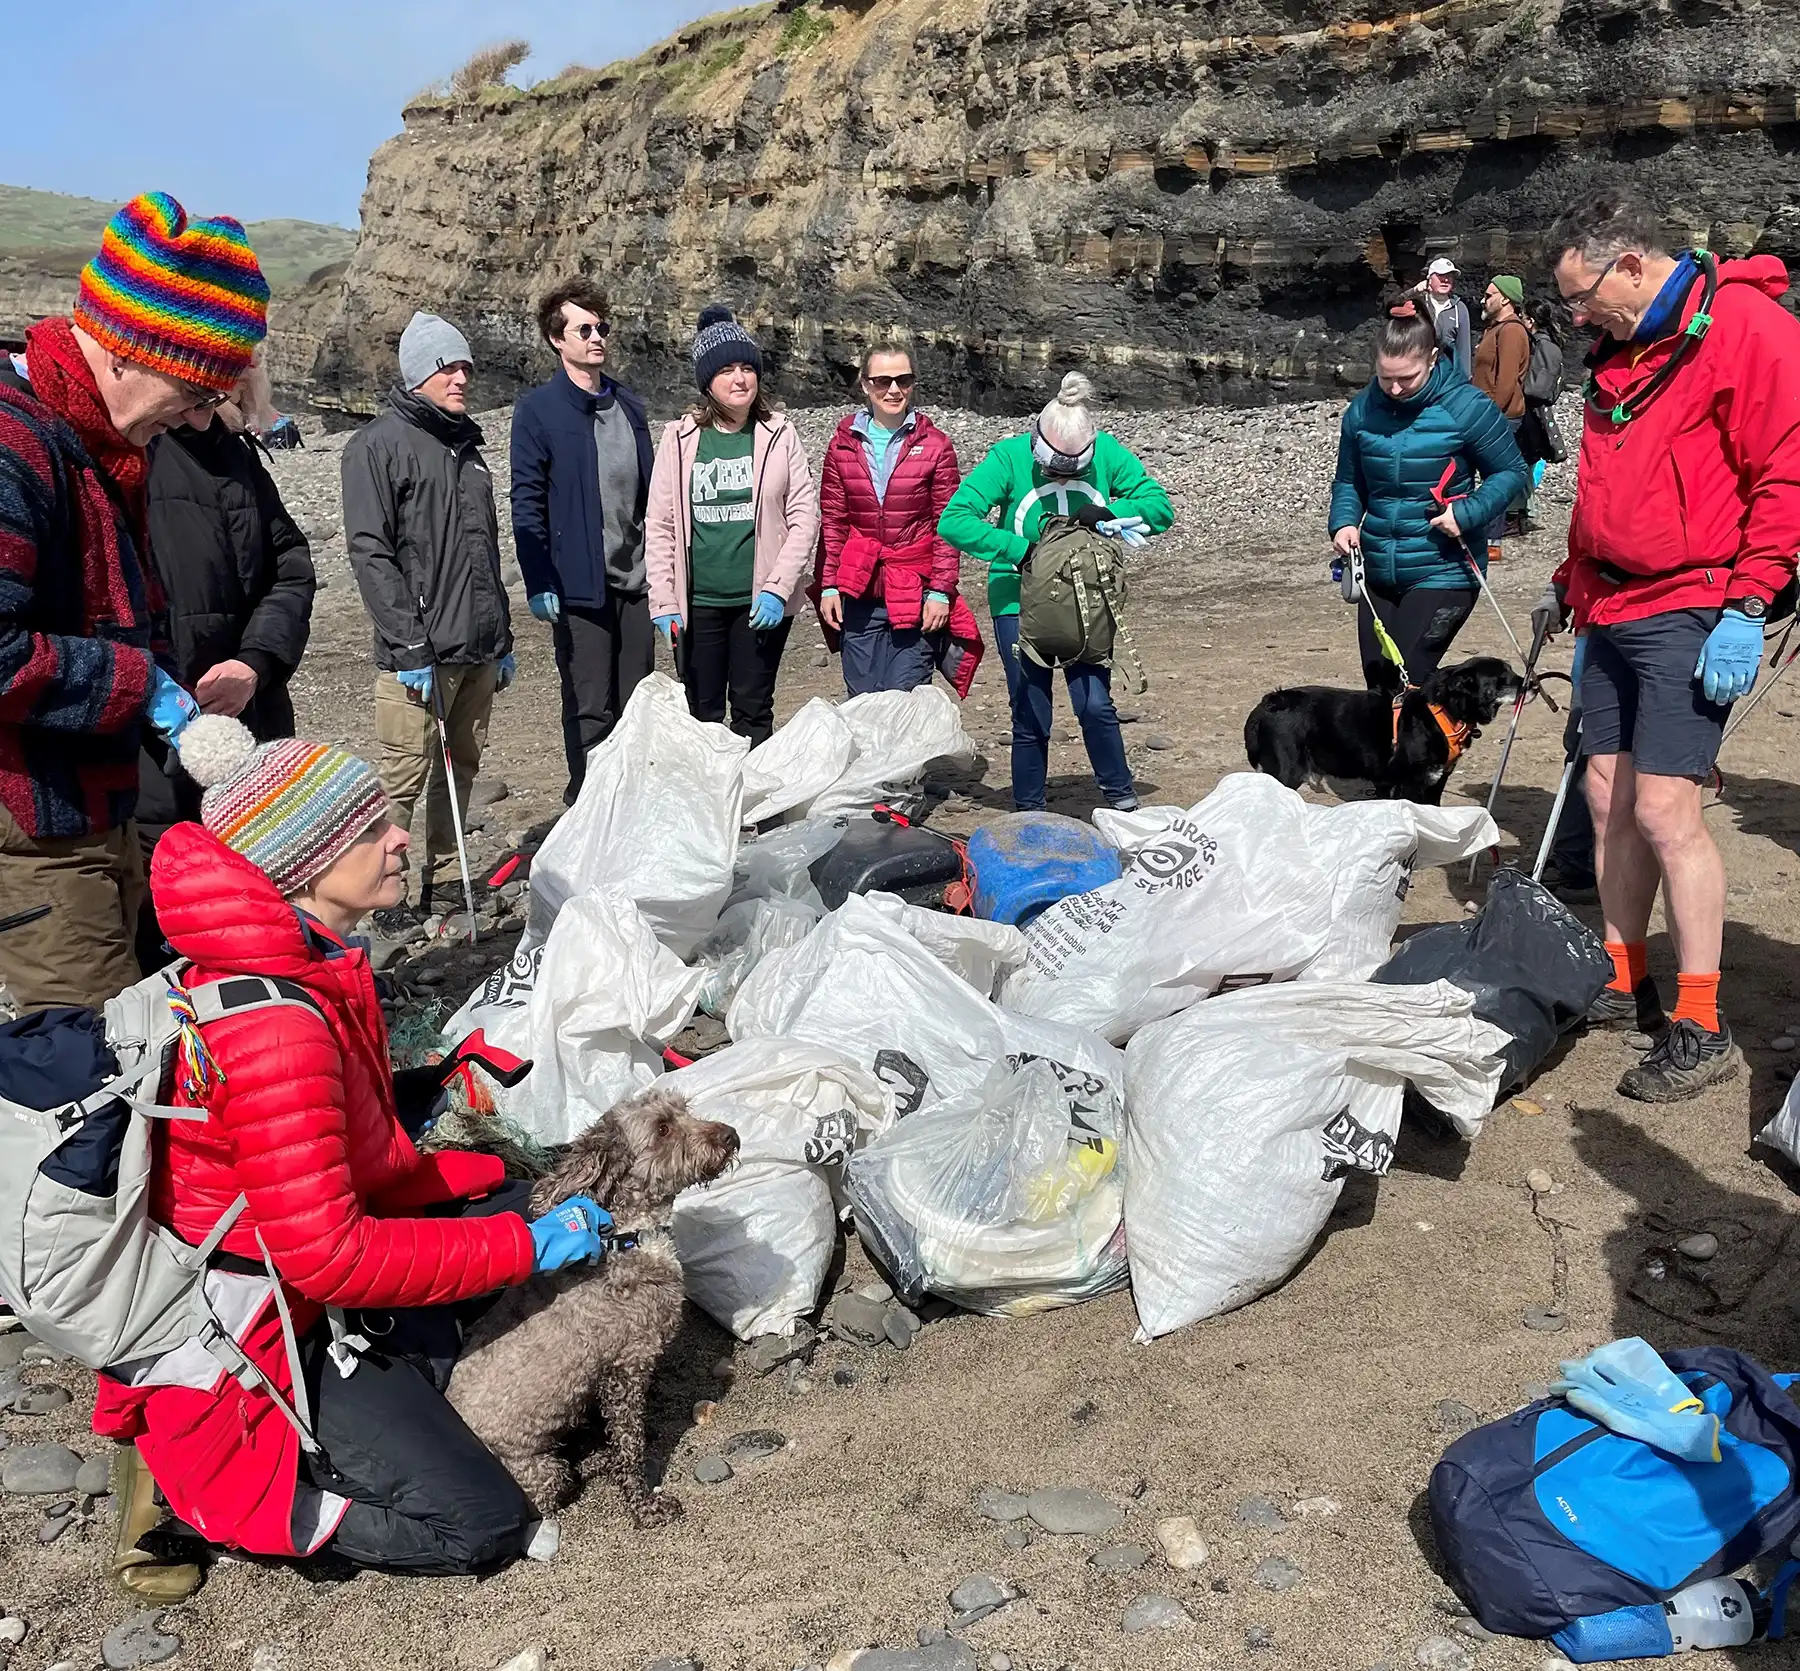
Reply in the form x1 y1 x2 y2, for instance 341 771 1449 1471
570 321 610 341
864 373 916 392
1560 254 1622 313
172 377 229 411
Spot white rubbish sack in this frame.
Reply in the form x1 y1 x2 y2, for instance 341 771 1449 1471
739 699 857 825
524 673 747 957
859 891 1027 999
1299 800 1498 982
1003 773 1337 1043
739 685 977 826
845 1057 1129 1317
1758 1078 1800 1168
1123 981 1511 1340
729 892 1122 1119
666 1039 891 1340
447 887 701 1146
693 896 822 1019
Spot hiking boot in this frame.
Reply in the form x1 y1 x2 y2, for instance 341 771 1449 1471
1585 977 1666 1035
111 1443 201 1603
1617 1017 1744 1104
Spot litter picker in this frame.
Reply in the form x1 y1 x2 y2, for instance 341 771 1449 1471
1532 713 1582 885
1431 461 1529 667
422 637 479 946
1467 613 1552 883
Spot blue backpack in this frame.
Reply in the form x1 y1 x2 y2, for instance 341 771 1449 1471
1429 1348 1800 1639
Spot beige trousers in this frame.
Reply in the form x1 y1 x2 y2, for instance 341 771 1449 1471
0 808 146 1009
373 663 497 896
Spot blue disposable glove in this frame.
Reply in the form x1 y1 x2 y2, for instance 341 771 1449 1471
1552 1336 1721 1464
1097 515 1150 549
528 1195 613 1273
495 653 516 693
652 612 683 645
528 591 561 624
147 668 199 742
396 667 433 704
748 590 786 631
1694 607 1764 704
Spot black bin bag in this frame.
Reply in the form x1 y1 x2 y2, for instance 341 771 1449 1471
1373 868 1612 1099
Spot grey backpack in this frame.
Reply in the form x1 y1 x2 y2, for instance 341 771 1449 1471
0 964 328 1445
1017 518 1148 695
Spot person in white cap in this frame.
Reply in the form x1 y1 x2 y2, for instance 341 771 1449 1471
1413 257 1473 378
340 311 515 921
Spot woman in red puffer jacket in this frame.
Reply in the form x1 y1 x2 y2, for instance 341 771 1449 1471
93 714 607 1593
815 339 982 696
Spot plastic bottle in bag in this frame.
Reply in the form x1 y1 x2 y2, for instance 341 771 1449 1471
1553 1577 1770 1660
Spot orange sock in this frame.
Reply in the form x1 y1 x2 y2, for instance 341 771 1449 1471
1673 972 1721 1033
1605 940 1648 994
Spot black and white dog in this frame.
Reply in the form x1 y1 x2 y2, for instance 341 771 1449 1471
1244 656 1521 805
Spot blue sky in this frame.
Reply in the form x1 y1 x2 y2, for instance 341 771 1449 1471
1 0 734 228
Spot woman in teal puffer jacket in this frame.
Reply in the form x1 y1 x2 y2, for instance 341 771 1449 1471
1329 305 1527 686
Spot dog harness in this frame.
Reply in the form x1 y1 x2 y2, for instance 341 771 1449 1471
1392 692 1474 768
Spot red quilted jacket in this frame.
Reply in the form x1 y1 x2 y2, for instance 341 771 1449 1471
91 824 533 1558
147 822 533 1306
1557 255 1800 627
817 411 963 595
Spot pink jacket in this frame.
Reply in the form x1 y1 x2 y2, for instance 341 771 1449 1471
645 412 819 620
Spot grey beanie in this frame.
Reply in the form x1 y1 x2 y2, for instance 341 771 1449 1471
398 311 474 391
692 304 763 393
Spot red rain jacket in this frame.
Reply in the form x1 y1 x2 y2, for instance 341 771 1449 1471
1557 255 1800 628
92 823 531 1555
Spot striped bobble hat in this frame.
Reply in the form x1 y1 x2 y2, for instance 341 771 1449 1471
76 192 270 394
178 715 390 896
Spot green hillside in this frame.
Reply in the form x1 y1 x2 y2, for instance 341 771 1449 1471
0 186 356 291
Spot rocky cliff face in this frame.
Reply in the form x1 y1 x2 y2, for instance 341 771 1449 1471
313 0 1800 414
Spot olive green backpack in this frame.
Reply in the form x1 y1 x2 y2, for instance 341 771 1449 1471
1016 517 1148 694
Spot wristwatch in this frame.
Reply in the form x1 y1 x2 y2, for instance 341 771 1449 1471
1732 596 1768 620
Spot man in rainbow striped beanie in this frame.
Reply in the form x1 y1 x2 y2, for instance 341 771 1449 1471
0 191 269 1010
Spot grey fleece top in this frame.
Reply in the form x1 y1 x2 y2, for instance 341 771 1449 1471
593 394 646 596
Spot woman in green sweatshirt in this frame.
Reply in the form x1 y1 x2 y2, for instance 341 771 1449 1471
938 372 1174 811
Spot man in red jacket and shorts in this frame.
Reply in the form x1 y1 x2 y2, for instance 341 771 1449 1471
1543 188 1800 1102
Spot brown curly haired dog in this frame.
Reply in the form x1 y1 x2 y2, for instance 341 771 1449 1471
447 1086 739 1524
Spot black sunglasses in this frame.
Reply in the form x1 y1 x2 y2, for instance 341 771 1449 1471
568 320 610 341
864 373 916 392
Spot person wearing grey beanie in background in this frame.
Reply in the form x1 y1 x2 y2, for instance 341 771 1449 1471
340 310 516 924
643 305 818 746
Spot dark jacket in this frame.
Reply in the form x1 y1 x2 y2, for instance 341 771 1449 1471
509 371 654 608
341 386 512 670
0 350 156 837
138 423 316 832
1329 358 1527 592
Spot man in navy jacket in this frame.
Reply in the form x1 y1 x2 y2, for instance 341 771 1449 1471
510 280 657 802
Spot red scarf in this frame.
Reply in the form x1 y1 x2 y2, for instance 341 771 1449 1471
23 317 148 544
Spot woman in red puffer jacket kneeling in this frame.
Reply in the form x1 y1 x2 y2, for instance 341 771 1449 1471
815 339 983 698
93 714 605 1594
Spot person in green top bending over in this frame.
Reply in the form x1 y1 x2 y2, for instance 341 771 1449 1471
938 371 1174 811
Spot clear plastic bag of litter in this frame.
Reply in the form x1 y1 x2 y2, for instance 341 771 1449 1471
843 1056 1128 1318
693 895 823 1019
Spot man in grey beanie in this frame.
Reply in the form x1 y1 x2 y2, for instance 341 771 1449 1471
341 309 514 921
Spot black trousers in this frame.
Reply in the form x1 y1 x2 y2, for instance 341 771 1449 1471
682 604 792 747
552 594 656 803
299 1181 535 1575
1357 584 1476 689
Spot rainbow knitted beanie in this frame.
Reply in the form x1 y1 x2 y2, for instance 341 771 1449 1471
178 716 390 896
75 192 270 394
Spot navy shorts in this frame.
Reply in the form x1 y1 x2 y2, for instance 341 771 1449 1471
1579 608 1731 779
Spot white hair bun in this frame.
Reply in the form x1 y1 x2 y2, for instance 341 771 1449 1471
177 713 259 790
1056 371 1096 406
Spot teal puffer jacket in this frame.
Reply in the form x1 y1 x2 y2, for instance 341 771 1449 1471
1328 358 1527 592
